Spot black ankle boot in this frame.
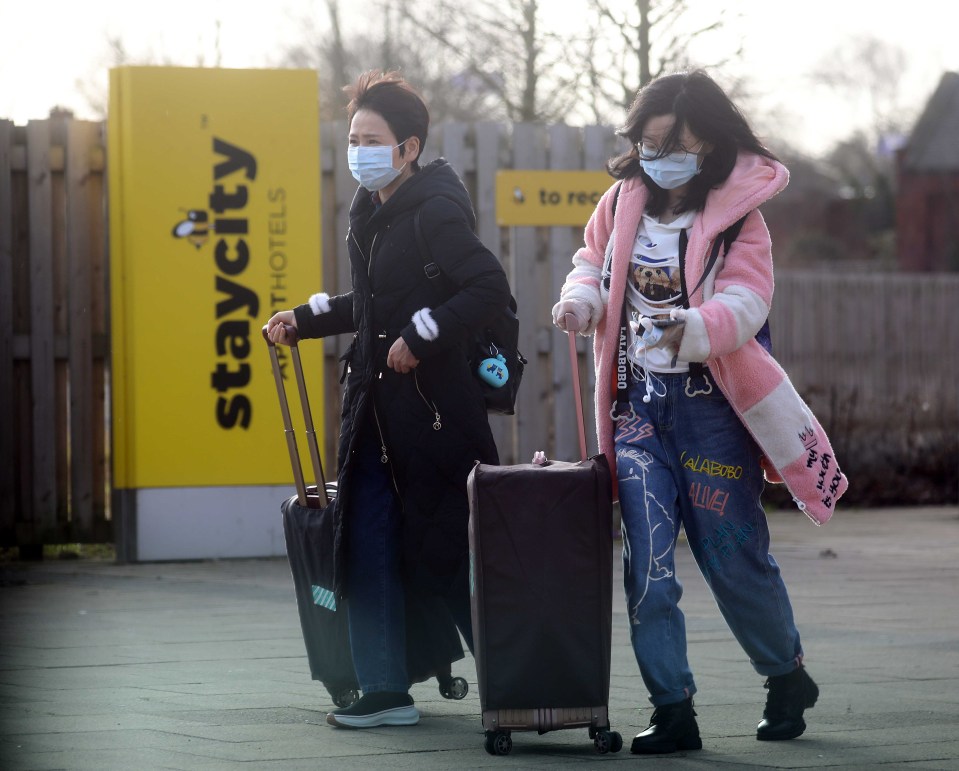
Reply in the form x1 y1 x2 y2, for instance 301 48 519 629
757 665 819 741
631 697 703 754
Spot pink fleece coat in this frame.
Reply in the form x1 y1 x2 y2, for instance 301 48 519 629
560 152 848 525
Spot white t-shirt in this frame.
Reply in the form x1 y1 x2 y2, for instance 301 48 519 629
625 211 695 373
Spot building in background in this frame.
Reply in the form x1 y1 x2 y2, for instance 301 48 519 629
896 71 959 272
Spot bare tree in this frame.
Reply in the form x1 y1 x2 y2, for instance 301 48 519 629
77 26 226 120
277 0 745 127
810 35 914 145
76 36 151 119
278 1 354 119
394 0 588 123
810 36 916 211
585 0 743 114
278 0 496 122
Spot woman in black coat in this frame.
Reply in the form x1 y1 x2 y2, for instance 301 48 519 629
267 70 510 729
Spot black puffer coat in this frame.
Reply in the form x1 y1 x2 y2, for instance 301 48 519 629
294 159 510 598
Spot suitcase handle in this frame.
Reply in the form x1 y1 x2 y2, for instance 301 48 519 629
262 324 329 507
564 314 589 462
263 322 299 346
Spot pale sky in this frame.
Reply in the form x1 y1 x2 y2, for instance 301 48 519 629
1 0 956 156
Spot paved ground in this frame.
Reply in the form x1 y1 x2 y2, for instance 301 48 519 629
1 505 958 770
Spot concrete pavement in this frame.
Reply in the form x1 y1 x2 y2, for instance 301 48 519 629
1 505 958 770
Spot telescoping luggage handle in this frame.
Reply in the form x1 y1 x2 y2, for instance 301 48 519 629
565 313 589 462
262 324 329 508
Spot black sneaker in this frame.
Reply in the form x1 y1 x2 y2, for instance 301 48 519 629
757 665 819 741
326 691 419 729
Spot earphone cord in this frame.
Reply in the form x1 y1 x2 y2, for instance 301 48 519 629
630 341 667 404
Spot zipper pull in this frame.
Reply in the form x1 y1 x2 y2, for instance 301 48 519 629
432 412 442 431
380 445 389 464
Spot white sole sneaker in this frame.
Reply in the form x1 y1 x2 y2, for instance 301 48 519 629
326 704 420 729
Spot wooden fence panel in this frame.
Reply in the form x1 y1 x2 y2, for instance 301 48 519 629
26 120 58 536
771 271 959 432
89 124 109 528
51 117 71 533
509 124 549 464
473 122 514 461
1 118 109 548
436 121 469 173
0 121 15 529
66 120 105 539
11 127 32 543
548 124 582 459
473 123 503 273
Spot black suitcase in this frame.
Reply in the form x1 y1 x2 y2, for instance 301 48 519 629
263 325 469 707
467 321 622 755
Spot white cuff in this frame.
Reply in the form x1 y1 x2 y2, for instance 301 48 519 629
676 308 711 362
412 307 439 341
308 293 331 316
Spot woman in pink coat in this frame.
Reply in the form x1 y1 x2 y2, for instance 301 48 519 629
553 70 847 754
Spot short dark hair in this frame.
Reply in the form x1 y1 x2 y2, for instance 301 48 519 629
344 70 430 170
607 69 778 217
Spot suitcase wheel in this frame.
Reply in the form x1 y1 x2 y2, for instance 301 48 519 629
593 729 623 754
438 675 469 700
484 730 512 756
330 687 359 709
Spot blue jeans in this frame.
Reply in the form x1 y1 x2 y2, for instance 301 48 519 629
346 439 409 694
615 372 803 707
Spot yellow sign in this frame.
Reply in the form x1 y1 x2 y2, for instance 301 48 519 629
108 67 322 489
496 170 613 226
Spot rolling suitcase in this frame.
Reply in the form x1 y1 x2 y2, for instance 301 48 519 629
263 324 469 708
467 317 622 755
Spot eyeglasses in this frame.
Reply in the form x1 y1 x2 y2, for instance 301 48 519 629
636 142 703 162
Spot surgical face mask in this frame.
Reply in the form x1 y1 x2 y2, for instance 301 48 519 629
639 150 701 190
347 141 407 191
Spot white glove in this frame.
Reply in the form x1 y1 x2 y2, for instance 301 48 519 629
552 298 591 333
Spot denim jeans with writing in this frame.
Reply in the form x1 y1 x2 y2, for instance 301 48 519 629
346 439 409 694
615 373 803 707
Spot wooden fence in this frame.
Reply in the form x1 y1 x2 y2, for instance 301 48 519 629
1 117 109 553
2 116 957 549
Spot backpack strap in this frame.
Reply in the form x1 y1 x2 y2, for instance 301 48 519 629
681 213 749 394
722 214 747 253
714 213 772 352
412 200 521 327
413 205 442 281
683 213 748 306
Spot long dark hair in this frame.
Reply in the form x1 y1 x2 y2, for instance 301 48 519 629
344 70 430 171
608 70 778 217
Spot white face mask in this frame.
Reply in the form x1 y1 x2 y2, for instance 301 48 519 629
347 141 407 191
640 151 701 190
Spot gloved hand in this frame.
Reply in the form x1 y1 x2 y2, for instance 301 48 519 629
552 298 591 333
